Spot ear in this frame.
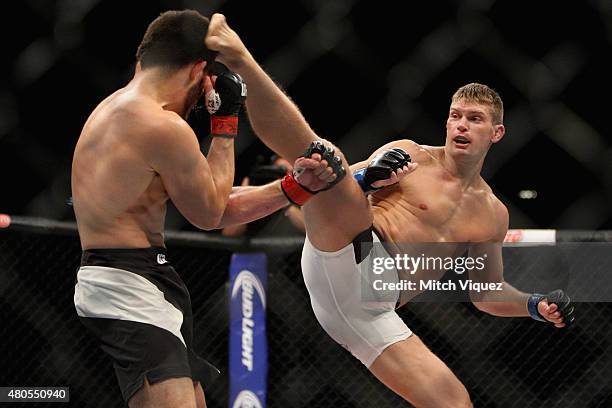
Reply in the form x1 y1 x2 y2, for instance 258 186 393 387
492 124 505 143
189 60 207 80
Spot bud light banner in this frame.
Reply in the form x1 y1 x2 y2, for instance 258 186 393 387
229 253 268 408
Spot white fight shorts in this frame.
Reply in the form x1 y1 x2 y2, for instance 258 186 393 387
301 228 412 367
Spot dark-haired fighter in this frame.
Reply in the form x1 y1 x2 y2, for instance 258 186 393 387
71 10 341 408
204 14 575 407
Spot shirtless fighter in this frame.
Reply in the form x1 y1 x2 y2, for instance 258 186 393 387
205 14 575 407
72 10 342 408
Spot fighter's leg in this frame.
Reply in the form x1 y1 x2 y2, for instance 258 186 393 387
370 336 472 408
302 177 371 251
206 15 396 244
294 143 412 252
206 14 324 162
194 382 207 408
128 377 197 408
298 146 373 252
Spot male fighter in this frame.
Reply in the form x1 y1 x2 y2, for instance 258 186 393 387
205 14 575 407
71 10 341 408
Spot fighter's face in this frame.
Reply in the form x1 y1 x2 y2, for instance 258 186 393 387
445 101 504 158
185 73 206 116
183 62 209 118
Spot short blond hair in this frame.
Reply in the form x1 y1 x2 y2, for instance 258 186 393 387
451 83 504 124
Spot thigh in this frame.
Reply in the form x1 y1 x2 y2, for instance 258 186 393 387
194 382 207 408
129 377 196 408
369 336 472 408
302 163 373 252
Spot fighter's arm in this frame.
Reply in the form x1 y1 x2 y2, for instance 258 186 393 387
468 204 569 327
216 140 417 228
217 181 288 229
468 203 535 316
217 153 337 228
147 115 234 230
467 243 532 317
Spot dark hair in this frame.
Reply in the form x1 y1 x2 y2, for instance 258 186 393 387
136 10 216 70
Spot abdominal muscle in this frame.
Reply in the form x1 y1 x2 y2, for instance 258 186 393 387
371 195 465 305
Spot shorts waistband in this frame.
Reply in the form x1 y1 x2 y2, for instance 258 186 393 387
81 247 169 270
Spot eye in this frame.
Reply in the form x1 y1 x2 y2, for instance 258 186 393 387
450 113 459 119
471 116 482 122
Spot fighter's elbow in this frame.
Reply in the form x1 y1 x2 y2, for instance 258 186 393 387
188 216 217 231
198 222 219 231
200 211 225 231
471 300 496 315
189 205 225 231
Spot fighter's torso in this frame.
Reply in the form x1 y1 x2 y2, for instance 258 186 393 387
370 141 506 304
71 87 170 249
371 141 505 250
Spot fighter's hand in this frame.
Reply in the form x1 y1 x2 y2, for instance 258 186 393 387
370 162 418 188
531 290 575 329
205 14 253 70
538 301 566 328
206 67 246 138
279 141 346 206
354 148 415 194
293 155 339 193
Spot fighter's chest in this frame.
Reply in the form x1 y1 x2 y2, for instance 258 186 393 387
395 171 498 241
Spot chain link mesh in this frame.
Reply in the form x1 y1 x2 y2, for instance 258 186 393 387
1 229 611 407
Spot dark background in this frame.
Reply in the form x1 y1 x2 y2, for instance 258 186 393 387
1 0 612 230
1 2 612 407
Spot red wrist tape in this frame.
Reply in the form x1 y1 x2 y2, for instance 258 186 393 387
281 175 314 206
211 116 238 137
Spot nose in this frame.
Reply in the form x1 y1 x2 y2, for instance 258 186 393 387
456 117 468 132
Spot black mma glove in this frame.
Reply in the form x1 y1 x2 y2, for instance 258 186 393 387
353 148 411 194
280 141 346 206
528 289 575 328
206 63 247 138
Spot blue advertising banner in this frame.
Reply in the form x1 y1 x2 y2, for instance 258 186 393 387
229 253 268 408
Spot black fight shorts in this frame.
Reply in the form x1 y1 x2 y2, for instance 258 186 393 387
73 247 219 402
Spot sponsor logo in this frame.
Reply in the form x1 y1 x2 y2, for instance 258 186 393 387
232 390 262 408
504 229 524 243
0 214 11 228
231 270 266 371
157 254 167 264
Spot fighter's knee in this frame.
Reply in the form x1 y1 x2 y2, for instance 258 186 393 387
433 378 471 408
450 389 472 408
194 382 207 408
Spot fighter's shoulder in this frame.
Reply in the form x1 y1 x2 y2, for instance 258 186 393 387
128 105 194 145
112 108 196 171
151 111 193 139
108 94 183 132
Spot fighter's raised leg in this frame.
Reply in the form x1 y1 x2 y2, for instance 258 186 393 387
205 14 378 249
293 145 414 251
294 142 374 251
205 13 319 162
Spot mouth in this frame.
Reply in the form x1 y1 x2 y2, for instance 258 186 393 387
453 135 471 148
